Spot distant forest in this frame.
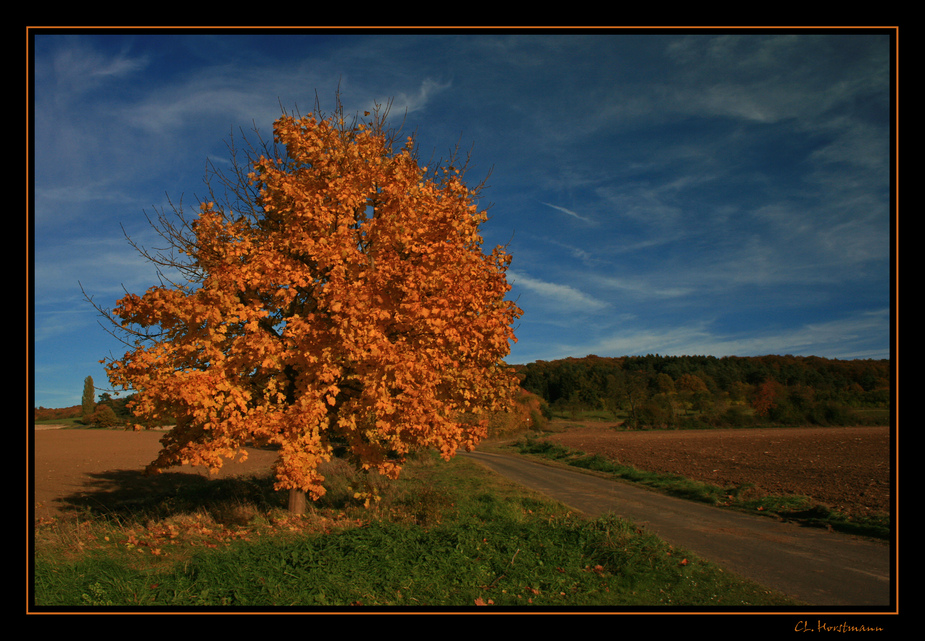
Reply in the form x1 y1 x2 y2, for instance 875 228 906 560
34 393 136 424
35 354 892 430
515 354 891 429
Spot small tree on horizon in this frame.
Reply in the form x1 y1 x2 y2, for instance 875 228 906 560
80 375 96 423
84 96 522 512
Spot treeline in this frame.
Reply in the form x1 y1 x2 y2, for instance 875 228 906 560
515 354 891 429
33 405 82 422
34 393 137 427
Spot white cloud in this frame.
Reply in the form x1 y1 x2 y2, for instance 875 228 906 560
386 78 452 116
46 41 149 99
540 201 593 224
560 309 890 361
592 274 694 300
508 270 609 313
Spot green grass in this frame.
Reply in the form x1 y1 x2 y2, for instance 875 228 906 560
32 452 799 610
33 417 88 428
549 408 620 422
511 434 890 540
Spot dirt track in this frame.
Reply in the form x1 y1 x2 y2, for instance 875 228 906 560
462 448 892 606
543 424 891 518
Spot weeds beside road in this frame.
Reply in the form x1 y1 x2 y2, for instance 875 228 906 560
510 432 889 540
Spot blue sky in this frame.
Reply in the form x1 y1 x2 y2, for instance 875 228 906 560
30 29 895 408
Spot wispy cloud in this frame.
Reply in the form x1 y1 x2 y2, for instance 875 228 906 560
33 308 99 343
539 201 594 224
390 78 452 115
541 308 891 362
44 40 149 99
591 274 694 300
507 270 609 313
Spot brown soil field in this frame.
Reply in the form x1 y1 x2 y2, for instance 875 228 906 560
543 423 892 518
32 424 892 523
32 428 281 522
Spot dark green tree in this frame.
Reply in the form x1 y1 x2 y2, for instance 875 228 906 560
89 404 120 428
81 376 96 422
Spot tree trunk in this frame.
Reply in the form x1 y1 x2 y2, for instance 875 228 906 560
288 488 307 515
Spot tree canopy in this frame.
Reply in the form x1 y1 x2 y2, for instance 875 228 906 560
90 99 522 504
516 354 890 428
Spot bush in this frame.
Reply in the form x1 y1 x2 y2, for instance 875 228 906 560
529 408 548 431
636 401 672 429
717 405 754 428
483 388 548 437
676 416 712 430
88 404 121 428
806 401 853 426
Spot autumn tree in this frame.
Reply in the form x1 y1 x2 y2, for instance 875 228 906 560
752 379 782 418
652 372 678 426
677 373 710 415
87 98 522 512
622 370 651 429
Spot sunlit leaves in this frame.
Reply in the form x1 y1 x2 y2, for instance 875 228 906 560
103 103 522 502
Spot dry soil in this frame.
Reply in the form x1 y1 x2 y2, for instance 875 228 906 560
543 423 891 518
32 423 891 522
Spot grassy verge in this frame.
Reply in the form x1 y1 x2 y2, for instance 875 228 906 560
33 417 87 428
509 434 890 540
32 452 798 609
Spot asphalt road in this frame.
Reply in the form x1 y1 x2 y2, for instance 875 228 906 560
462 449 894 608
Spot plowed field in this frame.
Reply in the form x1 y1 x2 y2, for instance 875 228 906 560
543 423 891 518
32 424 892 522
32 428 280 522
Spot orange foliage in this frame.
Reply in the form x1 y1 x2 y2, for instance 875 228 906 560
34 405 82 421
102 103 522 501
481 388 546 437
752 379 783 417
